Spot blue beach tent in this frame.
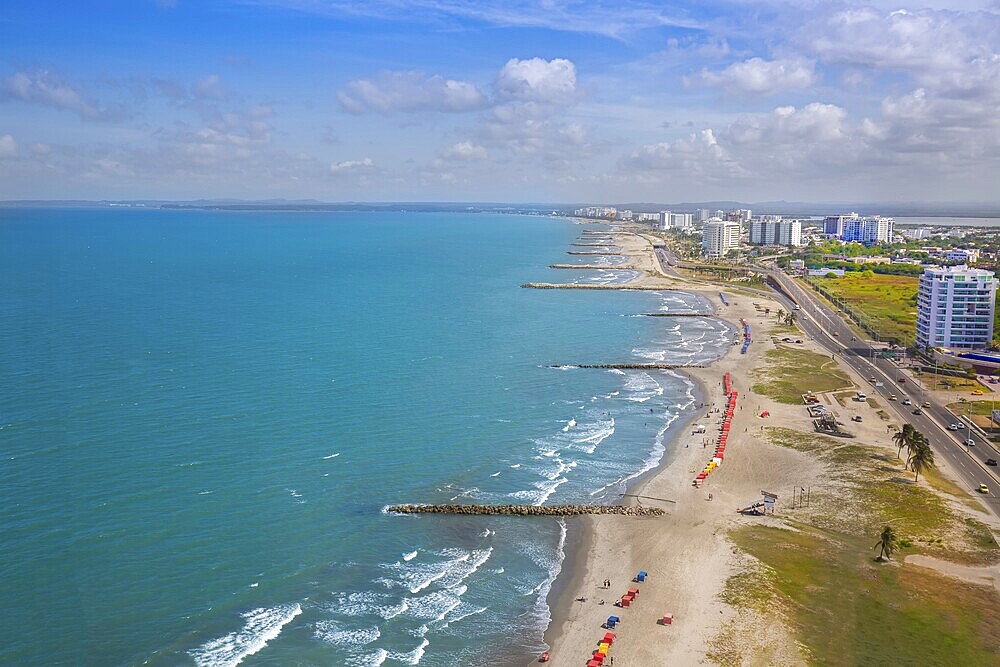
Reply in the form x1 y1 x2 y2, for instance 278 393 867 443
637 571 647 581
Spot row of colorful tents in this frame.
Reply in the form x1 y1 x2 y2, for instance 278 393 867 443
694 373 737 487
739 317 751 354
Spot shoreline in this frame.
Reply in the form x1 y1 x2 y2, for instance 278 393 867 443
530 226 771 665
539 308 729 661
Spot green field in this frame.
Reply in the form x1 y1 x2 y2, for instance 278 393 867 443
807 273 918 345
719 426 1000 664
751 347 852 403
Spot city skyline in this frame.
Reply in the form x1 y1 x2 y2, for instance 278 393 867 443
1 1 999 202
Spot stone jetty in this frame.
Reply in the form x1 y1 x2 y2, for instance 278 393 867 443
386 504 664 517
522 283 678 290
567 251 622 256
548 263 632 269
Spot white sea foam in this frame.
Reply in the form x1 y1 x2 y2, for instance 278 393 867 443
490 471 501 477
189 602 301 667
510 464 521 469
314 621 380 649
322 453 341 460
402 550 418 562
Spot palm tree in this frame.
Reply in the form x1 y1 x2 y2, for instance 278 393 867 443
873 525 898 562
784 312 797 327
775 308 785 322
904 430 927 469
908 439 936 481
893 424 914 460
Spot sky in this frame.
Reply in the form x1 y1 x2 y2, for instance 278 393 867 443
1 0 999 203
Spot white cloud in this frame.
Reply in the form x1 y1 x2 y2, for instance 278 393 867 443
192 74 230 100
0 134 16 157
625 129 748 179
330 157 375 172
251 1 705 40
687 58 817 94
1 70 127 121
495 58 576 105
728 103 847 145
442 141 488 161
337 71 487 114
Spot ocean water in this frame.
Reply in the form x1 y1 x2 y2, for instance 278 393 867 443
0 209 731 666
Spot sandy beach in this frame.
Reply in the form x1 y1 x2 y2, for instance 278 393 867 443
536 225 990 665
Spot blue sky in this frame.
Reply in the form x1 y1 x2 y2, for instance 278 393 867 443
1 0 998 202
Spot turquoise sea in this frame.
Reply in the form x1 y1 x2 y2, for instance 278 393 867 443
0 209 731 666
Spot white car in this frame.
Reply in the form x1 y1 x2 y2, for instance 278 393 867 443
948 424 960 431
956 423 966 429
902 399 912 405
966 439 976 447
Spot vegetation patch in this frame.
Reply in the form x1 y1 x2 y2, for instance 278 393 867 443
729 525 1000 666
808 273 918 345
751 348 852 404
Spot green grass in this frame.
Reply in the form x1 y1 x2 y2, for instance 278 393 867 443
730 525 1000 666
751 348 852 404
808 273 918 345
947 400 999 417
914 370 985 392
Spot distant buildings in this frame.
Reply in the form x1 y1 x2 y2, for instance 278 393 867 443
702 219 741 258
822 212 894 243
748 216 802 247
822 213 858 237
916 265 998 350
696 209 710 222
725 209 752 223
574 206 617 220
944 248 980 263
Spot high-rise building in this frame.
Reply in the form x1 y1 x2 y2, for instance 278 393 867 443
842 216 894 244
916 265 998 350
749 216 802 246
659 210 671 230
696 209 710 222
671 213 693 229
823 213 858 236
702 219 741 258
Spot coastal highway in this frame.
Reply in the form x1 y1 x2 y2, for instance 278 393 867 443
763 267 1000 516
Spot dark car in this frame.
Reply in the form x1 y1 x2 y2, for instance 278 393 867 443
987 459 998 467
912 408 923 415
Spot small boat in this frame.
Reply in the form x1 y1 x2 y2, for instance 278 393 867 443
539 652 551 662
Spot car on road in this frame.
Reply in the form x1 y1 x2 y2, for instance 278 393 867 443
889 394 897 401
793 305 801 310
870 376 877 383
898 377 906 383
923 401 931 407
912 408 923 415
902 399 912 405
833 331 840 336
978 483 990 494
875 381 884 387
972 390 984 395
948 424 961 431
955 422 966 429
966 439 976 447
987 459 998 467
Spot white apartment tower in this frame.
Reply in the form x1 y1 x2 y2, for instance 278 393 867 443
659 210 671 230
916 265 998 350
702 219 741 258
749 216 802 246
841 215 894 244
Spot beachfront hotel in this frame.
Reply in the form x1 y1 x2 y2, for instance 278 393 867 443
916 265 998 350
702 219 741 258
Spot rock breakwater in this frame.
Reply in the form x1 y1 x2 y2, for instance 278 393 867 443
386 504 664 516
